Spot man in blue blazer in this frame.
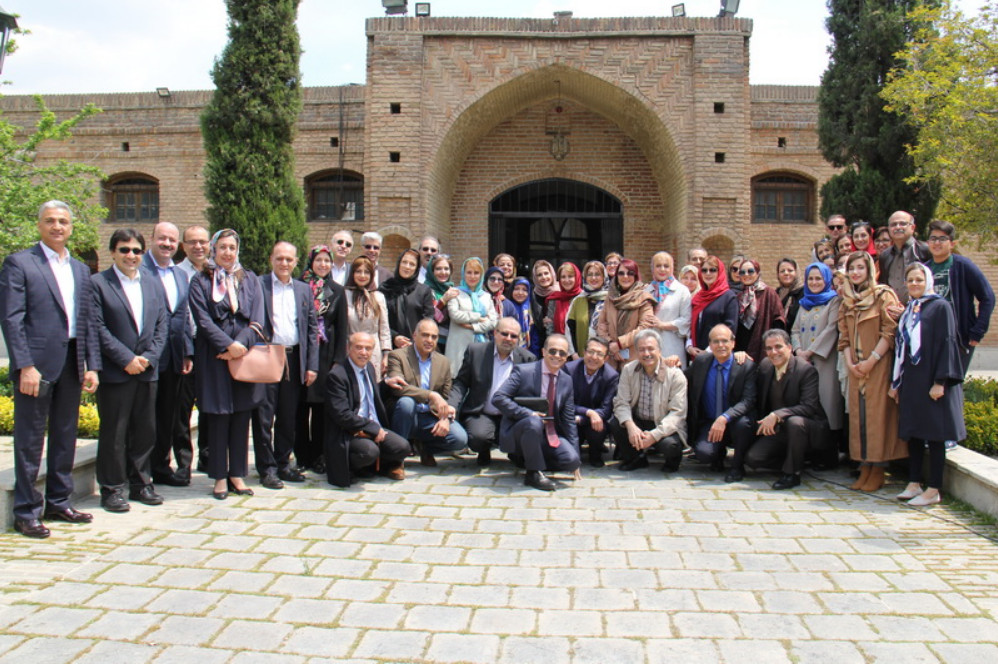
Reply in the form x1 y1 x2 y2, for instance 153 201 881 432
0 201 101 538
141 222 195 487
250 241 319 489
92 229 169 512
563 336 619 468
493 334 581 491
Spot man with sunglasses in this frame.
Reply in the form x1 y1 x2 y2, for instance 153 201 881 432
493 334 581 491
91 228 169 513
329 229 354 285
361 230 392 288
416 236 440 284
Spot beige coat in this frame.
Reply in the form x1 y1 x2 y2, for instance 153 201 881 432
791 297 845 430
612 359 688 444
596 293 659 370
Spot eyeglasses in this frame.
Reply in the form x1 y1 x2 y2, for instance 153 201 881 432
546 348 569 358
888 222 909 228
420 246 438 253
927 235 950 244
487 275 504 282
496 330 518 339
738 269 757 276
827 225 845 231
729 266 740 272
116 247 144 255
364 244 380 250
335 239 353 247
701 267 719 274
185 239 209 246
616 270 635 277
584 348 607 358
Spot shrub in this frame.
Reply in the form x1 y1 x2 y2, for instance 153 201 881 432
0 366 12 399
963 400 998 457
964 378 998 406
0 395 13 434
0 395 100 437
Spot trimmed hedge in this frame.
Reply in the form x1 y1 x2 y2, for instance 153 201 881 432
964 378 998 457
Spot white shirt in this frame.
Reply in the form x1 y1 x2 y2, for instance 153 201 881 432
40 242 76 339
483 349 515 416
418 265 428 283
271 274 299 346
113 264 144 335
150 253 179 312
176 258 199 282
331 262 348 286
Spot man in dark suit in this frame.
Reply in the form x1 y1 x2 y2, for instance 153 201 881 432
493 334 581 491
686 324 756 474
141 222 195 487
251 241 319 489
726 328 827 490
563 336 619 468
92 228 169 512
325 331 410 487
448 317 536 467
384 319 468 466
0 201 101 538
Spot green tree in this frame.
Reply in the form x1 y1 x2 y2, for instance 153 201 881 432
817 0 940 228
200 0 307 273
0 96 105 262
882 1 998 248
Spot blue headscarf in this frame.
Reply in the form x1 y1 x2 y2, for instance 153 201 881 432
509 277 533 341
458 257 489 341
798 262 837 311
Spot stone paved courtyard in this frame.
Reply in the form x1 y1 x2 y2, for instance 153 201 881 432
2 459 998 664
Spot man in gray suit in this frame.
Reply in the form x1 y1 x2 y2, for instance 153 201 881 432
0 201 101 538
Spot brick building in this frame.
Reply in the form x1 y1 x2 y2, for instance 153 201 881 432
3 13 996 342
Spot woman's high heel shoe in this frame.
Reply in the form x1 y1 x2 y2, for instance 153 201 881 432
227 479 254 496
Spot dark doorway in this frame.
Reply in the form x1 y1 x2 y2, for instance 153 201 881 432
489 179 623 276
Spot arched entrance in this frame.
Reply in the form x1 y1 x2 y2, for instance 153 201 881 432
489 178 623 274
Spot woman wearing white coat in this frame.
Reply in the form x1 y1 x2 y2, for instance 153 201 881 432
647 252 691 367
445 257 498 375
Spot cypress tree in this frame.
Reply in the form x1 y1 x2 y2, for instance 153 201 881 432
201 0 306 272
817 0 939 229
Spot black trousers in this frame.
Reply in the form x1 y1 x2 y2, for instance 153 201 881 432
176 367 208 469
690 416 754 464
461 413 501 453
296 400 326 469
732 416 824 475
251 348 304 476
610 417 683 469
908 438 945 489
348 431 410 470
12 343 82 520
96 378 157 492
203 410 252 480
578 416 614 460
507 417 582 472
150 366 193 478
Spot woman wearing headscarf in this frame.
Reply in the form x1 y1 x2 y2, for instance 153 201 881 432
379 248 435 349
424 254 460 352
484 266 516 321
545 262 582 354
345 256 391 379
727 255 746 295
678 264 700 297
566 261 608 355
297 245 348 474
492 252 518 296
446 257 497 374
508 277 535 352
791 262 845 459
838 251 905 492
735 258 786 362
890 263 965 507
775 258 804 334
647 252 691 368
188 229 265 500
687 255 738 360
530 260 558 351
596 258 658 370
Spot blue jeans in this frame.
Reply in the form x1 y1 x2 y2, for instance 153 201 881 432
391 397 468 453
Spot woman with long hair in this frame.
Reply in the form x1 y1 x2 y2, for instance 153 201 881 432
297 245 348 474
530 260 558 351
446 257 498 374
647 251 691 367
890 264 965 506
735 258 786 362
379 248 435 349
678 264 700 296
727 255 746 294
567 261 608 355
775 258 804 334
838 251 905 492
596 258 658 369
424 254 460 352
345 256 391 379
545 262 582 353
188 229 265 499
687 255 738 359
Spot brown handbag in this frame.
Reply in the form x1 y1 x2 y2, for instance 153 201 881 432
227 322 287 383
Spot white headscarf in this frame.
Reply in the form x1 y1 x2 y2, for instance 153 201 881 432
892 263 939 389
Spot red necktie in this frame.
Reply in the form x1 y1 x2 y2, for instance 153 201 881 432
545 372 560 448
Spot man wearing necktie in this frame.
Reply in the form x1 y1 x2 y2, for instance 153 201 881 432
493 334 581 491
141 222 195 487
611 329 688 473
325 332 409 487
686 324 756 474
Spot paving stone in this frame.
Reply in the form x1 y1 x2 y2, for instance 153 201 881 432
369 561 430 581
570 637 646 663
404 605 471 632
645 637 721 663
338 602 407 629
9 607 100 637
790 640 866 664
75 641 161 663
146 615 225 646
509 586 571 610
0 637 93 664
425 633 501 663
543 568 600 588
271 598 344 625
146 589 223 615
672 612 742 639
351 629 428 661
930 642 998 663
716 639 791 663
324 579 389 602
498 636 572 663
736 614 810 639
486 565 542 587
150 645 230 663
604 611 671 638
828 572 892 591
266 574 331 599
858 641 941 663
696 590 761 613
153 548 214 567
94 563 163 585
207 571 275 593
24 582 102 606
385 582 450 605
228 650 305 663
211 620 292 651
75 611 162 640
572 588 635 611
878 592 954 616
153 567 218 589
282 626 359 658
934 616 998 642
310 558 374 578
470 608 537 635
201 552 268 571
208 593 283 620
803 614 878 641
536 610 603 636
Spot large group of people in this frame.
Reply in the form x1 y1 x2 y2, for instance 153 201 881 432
1 201 994 539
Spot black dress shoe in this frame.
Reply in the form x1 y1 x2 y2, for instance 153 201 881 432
227 479 254 496
14 518 51 538
213 490 228 500
261 473 284 490
710 458 725 473
772 473 802 491
724 467 744 483
43 507 94 524
508 453 525 469
100 491 131 513
129 485 164 506
619 456 649 472
311 456 326 474
277 467 305 483
419 450 438 467
589 451 605 468
524 470 557 492
476 449 492 467
662 460 681 473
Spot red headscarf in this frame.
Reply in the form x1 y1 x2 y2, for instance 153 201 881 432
689 256 730 347
545 262 583 334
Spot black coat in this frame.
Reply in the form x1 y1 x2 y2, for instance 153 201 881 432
325 360 390 488
91 268 168 384
686 352 757 429
448 341 537 417
693 291 738 348
755 356 825 424
140 252 193 373
382 281 435 345
258 273 320 383
303 278 349 404
188 270 267 414
564 359 619 423
896 298 966 442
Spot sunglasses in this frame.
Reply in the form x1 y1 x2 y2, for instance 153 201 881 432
701 267 719 274
335 239 353 247
738 269 757 276
827 225 845 231
546 348 569 357
364 244 380 250
116 247 144 255
616 270 635 277
496 330 518 339
420 246 438 253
